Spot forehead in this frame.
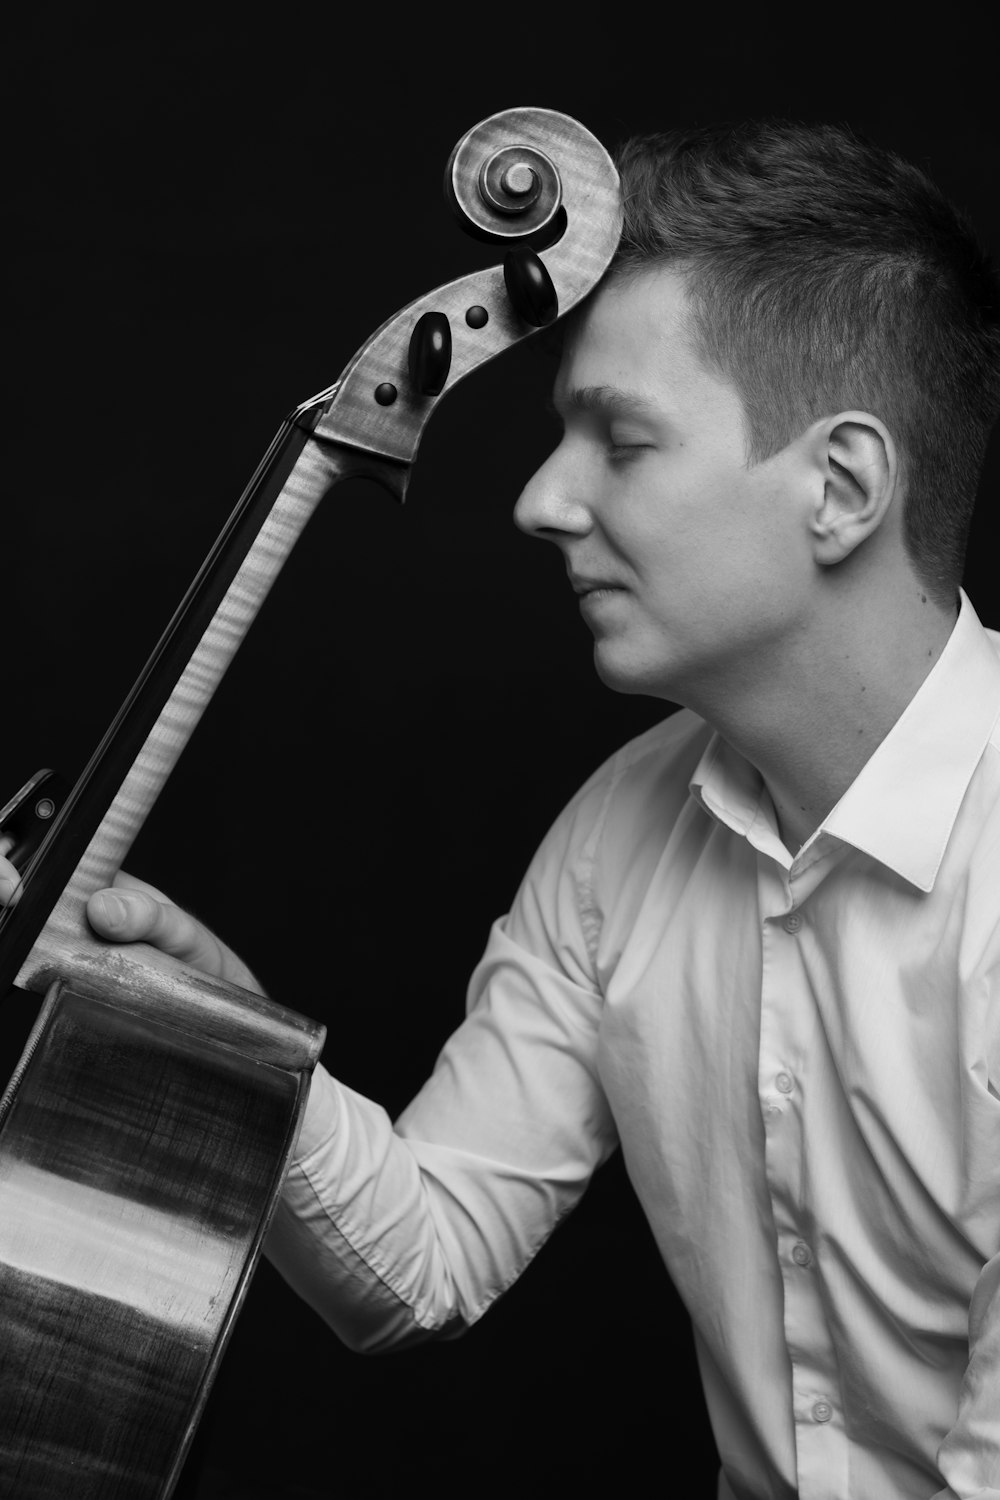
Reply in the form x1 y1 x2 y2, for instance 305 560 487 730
556 266 704 399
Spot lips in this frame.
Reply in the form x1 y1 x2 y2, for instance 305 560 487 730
569 576 624 597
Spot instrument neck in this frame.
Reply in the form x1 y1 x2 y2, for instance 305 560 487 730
1 414 327 993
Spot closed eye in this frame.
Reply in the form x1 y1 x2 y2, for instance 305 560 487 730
607 424 655 460
607 441 652 463
544 394 656 461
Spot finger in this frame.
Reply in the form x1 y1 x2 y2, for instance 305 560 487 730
88 888 166 942
0 854 23 906
111 869 175 905
87 888 226 977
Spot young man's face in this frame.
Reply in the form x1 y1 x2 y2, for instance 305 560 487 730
514 267 814 707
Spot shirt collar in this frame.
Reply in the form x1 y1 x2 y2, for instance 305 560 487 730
690 591 1000 892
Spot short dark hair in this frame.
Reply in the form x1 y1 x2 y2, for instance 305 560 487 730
611 121 1000 604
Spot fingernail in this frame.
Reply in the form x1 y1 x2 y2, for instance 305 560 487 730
95 892 128 928
0 875 17 902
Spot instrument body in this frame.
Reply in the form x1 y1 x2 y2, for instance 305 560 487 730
1 980 311 1498
0 108 621 1497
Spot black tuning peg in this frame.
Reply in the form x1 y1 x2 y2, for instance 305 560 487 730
503 246 558 327
408 311 453 396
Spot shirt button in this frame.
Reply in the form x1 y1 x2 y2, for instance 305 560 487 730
782 911 803 933
812 1401 833 1423
776 1072 794 1094
792 1242 812 1267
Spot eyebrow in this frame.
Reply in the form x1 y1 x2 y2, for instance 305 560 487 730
554 384 662 420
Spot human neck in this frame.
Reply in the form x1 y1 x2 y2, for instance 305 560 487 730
688 584 959 856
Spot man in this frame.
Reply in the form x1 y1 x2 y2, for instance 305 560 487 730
3 122 998 1498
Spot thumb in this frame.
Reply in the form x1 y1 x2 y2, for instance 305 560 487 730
88 887 167 943
87 887 227 977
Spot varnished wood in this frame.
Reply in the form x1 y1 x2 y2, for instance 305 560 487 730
2 107 620 993
311 107 621 469
0 105 622 1499
13 439 398 990
13 932 325 1076
0 981 307 1498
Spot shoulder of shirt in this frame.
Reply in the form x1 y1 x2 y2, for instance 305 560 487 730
565 706 712 810
541 706 714 887
986 624 1000 756
967 623 1000 966
529 709 713 972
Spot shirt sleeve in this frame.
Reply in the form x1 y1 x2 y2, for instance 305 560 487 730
930 1253 1000 1499
932 944 1000 1500
264 762 621 1353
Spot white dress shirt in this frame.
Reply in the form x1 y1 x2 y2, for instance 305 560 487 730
266 590 1000 1500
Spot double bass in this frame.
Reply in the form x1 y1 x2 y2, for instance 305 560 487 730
0 108 621 1497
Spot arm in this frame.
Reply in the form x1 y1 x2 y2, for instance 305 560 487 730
0 845 260 992
931 1250 1000 1499
266 911 617 1351
7 767 618 1353
932 936 1000 1500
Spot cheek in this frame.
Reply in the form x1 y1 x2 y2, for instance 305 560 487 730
682 469 799 583
603 450 796 596
622 480 735 594
640 517 801 645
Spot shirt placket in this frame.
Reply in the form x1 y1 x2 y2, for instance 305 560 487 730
755 849 848 1500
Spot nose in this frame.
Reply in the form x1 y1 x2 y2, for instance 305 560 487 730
513 444 594 542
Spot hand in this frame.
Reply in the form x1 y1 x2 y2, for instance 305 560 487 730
87 874 261 990
0 835 20 906
0 838 259 991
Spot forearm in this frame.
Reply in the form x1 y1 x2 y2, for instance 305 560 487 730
265 1065 470 1352
64 789 616 1354
265 923 616 1356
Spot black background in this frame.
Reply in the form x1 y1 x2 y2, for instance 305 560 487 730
6 15 999 1498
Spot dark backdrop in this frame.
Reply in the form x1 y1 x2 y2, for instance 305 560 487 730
6 17 999 1498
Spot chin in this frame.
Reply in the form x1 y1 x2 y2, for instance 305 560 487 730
592 643 678 701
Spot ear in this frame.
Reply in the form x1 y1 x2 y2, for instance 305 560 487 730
808 411 898 566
